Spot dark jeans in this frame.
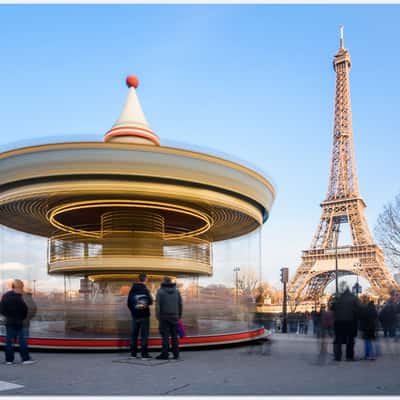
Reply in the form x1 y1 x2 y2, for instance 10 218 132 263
5 324 30 362
334 321 356 361
130 317 150 356
159 319 179 358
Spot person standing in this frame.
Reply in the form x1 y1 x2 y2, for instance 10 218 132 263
317 304 334 363
330 287 361 361
127 273 153 359
379 290 398 338
312 309 321 337
359 298 379 360
0 279 35 365
155 277 183 360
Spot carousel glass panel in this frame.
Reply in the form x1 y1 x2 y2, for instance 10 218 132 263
0 225 263 340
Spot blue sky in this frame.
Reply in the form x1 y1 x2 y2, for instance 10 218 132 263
0 5 399 288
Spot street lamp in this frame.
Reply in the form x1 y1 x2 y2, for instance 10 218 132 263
332 215 348 296
233 267 240 304
280 267 289 333
333 223 340 296
353 262 361 297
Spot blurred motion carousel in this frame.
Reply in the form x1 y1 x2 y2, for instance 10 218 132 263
0 76 275 349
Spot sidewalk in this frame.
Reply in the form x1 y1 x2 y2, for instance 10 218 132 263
0 333 399 395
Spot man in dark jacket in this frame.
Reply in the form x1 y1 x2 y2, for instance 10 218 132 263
0 279 35 364
155 277 183 360
127 274 153 359
330 287 361 361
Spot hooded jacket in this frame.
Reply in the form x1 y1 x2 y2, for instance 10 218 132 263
0 290 28 326
156 282 182 322
127 283 153 318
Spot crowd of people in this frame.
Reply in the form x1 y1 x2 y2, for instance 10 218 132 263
293 288 400 362
1 275 399 365
0 274 183 364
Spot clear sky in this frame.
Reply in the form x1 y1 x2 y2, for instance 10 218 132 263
0 4 399 289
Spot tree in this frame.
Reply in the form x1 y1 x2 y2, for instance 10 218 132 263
237 268 259 298
258 281 282 305
375 193 400 269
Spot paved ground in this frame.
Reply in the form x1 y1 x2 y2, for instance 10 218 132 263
0 333 399 395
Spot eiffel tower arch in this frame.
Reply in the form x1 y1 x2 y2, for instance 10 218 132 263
289 27 398 302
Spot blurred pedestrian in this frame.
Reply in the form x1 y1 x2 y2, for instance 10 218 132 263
330 287 361 361
379 290 398 338
22 291 37 339
312 309 321 337
0 279 35 365
317 304 334 364
127 273 153 360
305 311 312 335
298 313 305 334
155 277 183 360
359 298 379 360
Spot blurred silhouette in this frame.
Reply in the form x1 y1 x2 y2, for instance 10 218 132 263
312 309 321 337
359 297 379 360
317 304 334 364
298 313 306 334
0 279 35 364
379 290 398 338
22 291 37 339
330 287 361 361
378 290 399 355
305 311 313 336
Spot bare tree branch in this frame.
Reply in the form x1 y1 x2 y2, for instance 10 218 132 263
237 268 259 298
375 193 400 269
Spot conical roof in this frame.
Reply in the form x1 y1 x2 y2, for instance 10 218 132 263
104 75 160 146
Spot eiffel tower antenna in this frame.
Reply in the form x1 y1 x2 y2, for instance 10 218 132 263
340 25 344 49
288 31 398 302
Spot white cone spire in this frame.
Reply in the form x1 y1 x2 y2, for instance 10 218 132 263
104 76 160 146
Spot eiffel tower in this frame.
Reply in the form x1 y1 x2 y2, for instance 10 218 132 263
289 27 398 301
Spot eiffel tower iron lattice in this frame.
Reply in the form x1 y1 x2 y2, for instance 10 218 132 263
288 27 398 302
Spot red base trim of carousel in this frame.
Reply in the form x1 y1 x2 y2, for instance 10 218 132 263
0 328 266 350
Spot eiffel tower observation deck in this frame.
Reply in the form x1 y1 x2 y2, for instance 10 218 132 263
289 27 398 301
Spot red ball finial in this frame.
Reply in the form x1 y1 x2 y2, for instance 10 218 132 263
126 75 139 89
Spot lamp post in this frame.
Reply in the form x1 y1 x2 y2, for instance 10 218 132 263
334 224 340 296
234 267 240 304
280 267 289 333
353 262 361 297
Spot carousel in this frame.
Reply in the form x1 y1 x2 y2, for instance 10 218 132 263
0 75 276 349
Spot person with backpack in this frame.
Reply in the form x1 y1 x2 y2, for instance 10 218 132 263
127 274 153 359
155 277 183 360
